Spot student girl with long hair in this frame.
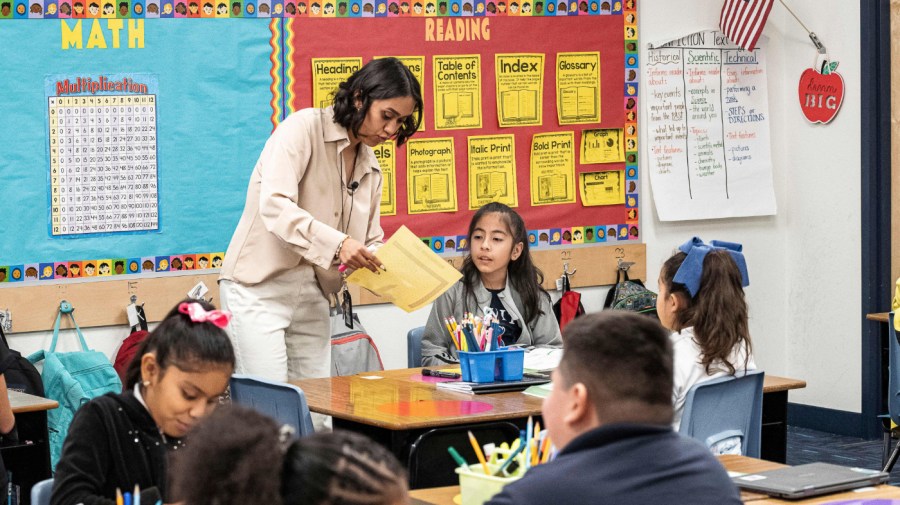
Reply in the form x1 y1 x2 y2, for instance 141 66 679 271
656 237 756 429
51 299 235 505
421 202 561 366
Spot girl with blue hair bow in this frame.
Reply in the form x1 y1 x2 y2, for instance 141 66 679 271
657 237 756 430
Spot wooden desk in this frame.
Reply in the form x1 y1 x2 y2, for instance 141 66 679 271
409 455 900 505
293 368 543 458
867 312 890 323
293 370 805 463
7 390 58 505
868 311 892 426
760 376 806 463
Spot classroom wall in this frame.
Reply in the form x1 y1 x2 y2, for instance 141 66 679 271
6 0 864 415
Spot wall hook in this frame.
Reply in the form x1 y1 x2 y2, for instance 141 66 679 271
563 262 577 276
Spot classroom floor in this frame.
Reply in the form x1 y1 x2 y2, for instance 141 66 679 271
787 426 900 484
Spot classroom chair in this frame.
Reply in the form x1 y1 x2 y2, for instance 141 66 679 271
229 374 315 437
679 369 765 458
407 326 425 368
31 478 53 505
881 313 900 472
407 421 520 489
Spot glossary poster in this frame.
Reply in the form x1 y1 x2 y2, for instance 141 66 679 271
645 30 776 221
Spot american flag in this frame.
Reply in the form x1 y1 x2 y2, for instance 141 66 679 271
719 0 775 52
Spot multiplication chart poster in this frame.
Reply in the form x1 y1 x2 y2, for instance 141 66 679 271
45 73 159 237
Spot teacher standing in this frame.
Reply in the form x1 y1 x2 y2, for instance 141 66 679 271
219 58 423 418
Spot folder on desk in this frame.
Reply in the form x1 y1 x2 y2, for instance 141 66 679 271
436 376 550 395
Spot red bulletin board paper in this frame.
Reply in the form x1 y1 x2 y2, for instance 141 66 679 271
286 15 629 239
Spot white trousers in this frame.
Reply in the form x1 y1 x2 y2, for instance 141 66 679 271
219 265 331 430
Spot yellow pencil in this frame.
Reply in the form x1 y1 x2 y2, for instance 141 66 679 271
116 488 123 505
531 422 541 466
468 430 491 475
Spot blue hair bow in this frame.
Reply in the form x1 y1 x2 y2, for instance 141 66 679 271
672 237 749 298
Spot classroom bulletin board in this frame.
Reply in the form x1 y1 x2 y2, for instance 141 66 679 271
0 0 641 330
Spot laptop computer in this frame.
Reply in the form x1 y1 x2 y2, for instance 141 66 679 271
733 462 889 499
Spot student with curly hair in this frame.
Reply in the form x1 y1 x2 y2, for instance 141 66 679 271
174 405 409 505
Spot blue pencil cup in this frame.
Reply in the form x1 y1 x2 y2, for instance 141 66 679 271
458 347 525 383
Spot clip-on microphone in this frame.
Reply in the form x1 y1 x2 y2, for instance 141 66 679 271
347 181 360 195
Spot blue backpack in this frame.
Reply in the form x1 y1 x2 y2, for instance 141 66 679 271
27 301 122 471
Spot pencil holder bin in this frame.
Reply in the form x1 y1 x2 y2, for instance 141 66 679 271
456 464 523 505
458 348 525 383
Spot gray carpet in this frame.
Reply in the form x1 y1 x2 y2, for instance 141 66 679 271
787 426 900 484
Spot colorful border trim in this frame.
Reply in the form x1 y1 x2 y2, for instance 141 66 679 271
0 0 626 18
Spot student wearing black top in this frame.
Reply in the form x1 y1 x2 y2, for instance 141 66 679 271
51 300 235 505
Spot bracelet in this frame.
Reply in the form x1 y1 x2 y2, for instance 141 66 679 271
335 236 349 260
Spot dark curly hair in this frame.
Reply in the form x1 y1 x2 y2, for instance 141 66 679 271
282 431 408 505
331 57 423 146
172 406 283 505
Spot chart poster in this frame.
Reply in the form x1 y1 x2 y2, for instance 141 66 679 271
495 53 544 127
555 51 600 125
581 128 624 164
376 55 426 131
467 134 517 209
407 137 458 214
310 57 362 108
580 170 624 206
374 140 396 216
530 131 575 206
45 73 160 237
646 30 776 221
433 54 482 130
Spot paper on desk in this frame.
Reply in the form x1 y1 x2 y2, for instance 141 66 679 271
523 348 562 372
346 225 462 312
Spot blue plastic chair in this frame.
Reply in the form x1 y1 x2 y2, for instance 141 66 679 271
679 369 765 458
229 374 315 436
882 312 900 471
408 326 425 368
31 478 53 505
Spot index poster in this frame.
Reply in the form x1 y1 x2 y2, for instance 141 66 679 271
580 170 624 206
495 53 544 127
407 137 458 214
581 128 625 164
433 54 482 130
555 52 601 125
467 134 517 209
530 131 575 206
374 140 396 216
311 57 362 108
377 55 426 131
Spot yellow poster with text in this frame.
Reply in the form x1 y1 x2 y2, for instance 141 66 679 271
377 56 426 132
495 53 544 127
374 140 396 216
467 134 517 209
407 137 458 214
530 132 575 206
311 57 362 109
580 170 624 206
581 128 624 164
555 52 600 125
433 55 482 130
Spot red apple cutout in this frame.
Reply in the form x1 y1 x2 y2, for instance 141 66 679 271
798 67 844 124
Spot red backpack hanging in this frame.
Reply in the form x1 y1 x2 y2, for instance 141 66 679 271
113 303 149 388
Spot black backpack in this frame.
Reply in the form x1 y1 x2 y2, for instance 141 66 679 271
0 325 44 444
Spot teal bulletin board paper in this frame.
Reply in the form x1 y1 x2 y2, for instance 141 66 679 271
0 19 274 266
